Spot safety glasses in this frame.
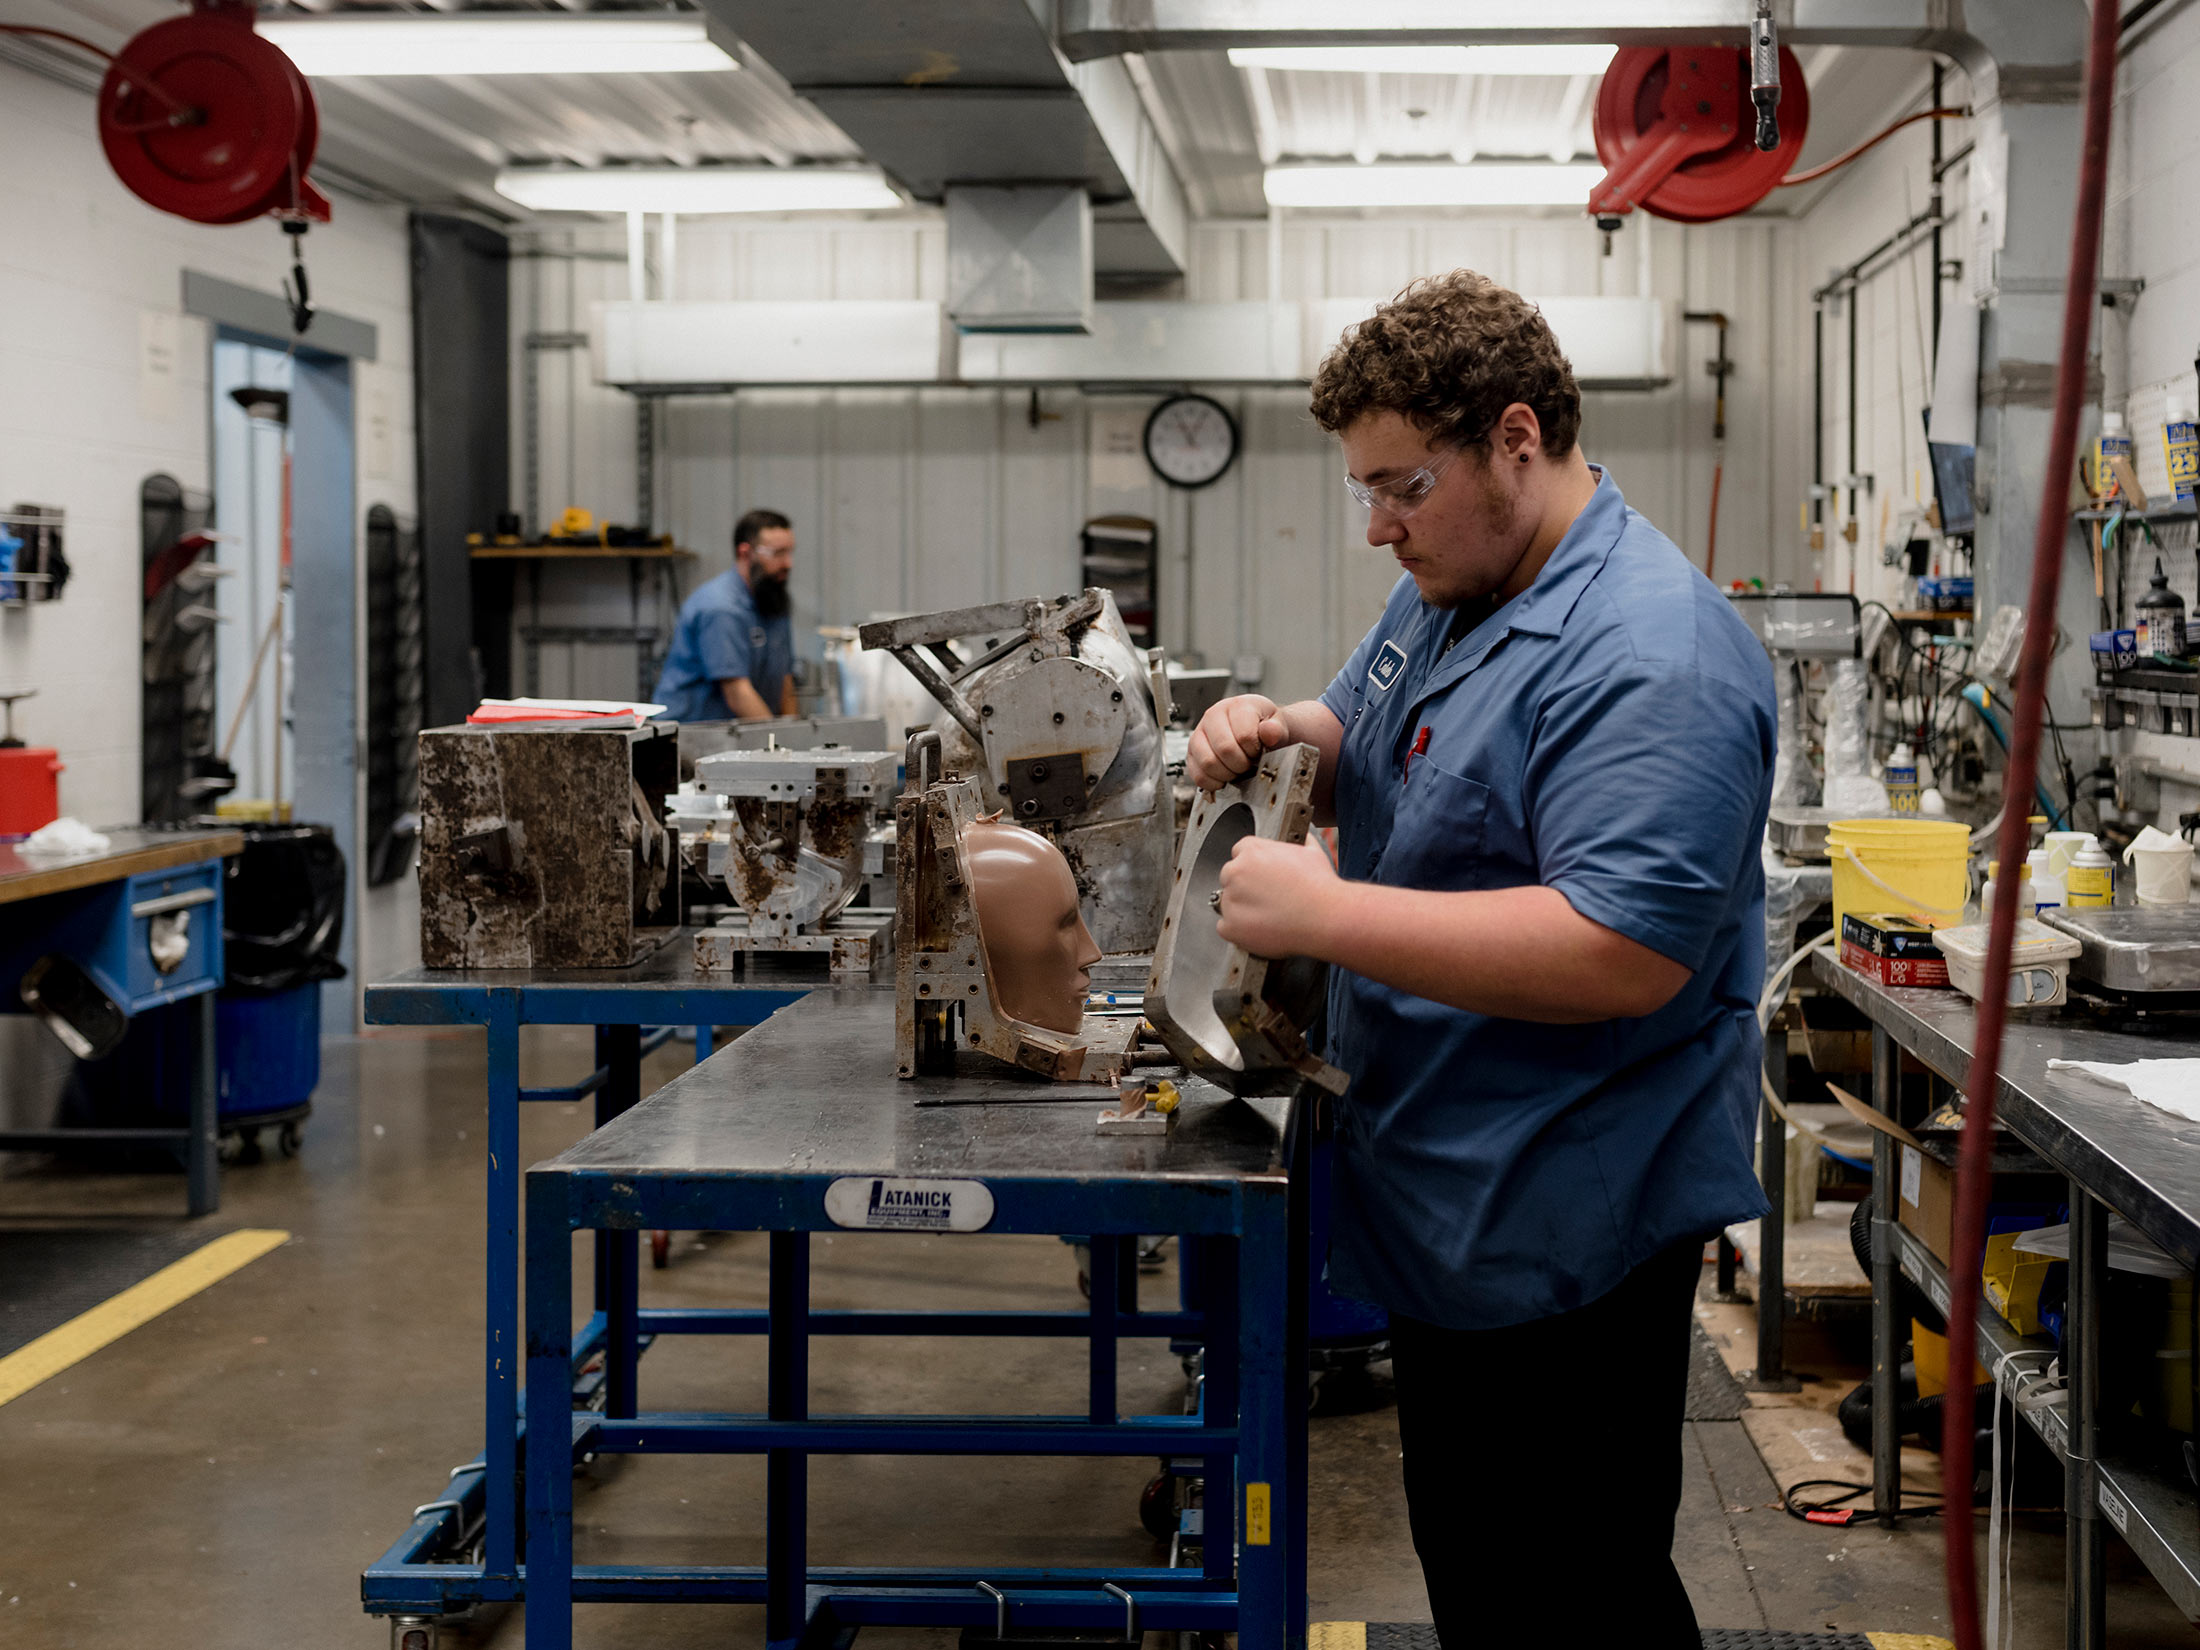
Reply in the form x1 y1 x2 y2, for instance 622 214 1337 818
1344 443 1467 519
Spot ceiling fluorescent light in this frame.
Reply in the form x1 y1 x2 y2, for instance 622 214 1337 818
1263 164 1605 209
495 168 903 216
1229 45 1615 76
260 16 739 78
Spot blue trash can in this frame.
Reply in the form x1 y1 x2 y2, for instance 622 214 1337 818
216 982 322 1119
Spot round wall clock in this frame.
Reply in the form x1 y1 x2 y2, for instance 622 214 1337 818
1142 393 1239 489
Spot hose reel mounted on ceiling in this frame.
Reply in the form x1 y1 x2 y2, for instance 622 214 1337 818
97 0 328 227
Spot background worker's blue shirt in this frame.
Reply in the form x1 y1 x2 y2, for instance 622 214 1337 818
653 569 794 724
1317 467 1775 1331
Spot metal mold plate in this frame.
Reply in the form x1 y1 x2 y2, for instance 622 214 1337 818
1144 743 1344 1097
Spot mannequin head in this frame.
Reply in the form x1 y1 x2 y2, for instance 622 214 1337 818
966 821 1102 1034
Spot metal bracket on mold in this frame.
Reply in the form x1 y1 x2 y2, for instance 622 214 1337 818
1143 743 1348 1098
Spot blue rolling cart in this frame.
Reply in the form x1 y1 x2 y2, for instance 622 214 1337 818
361 946 822 1620
520 987 1309 1647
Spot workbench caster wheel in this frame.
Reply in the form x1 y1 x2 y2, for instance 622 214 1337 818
389 1615 442 1650
229 1126 265 1166
277 1121 302 1158
1139 1472 1179 1542
651 1230 671 1269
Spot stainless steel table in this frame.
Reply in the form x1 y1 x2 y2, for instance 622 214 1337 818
522 989 1309 1648
1813 954 2200 1649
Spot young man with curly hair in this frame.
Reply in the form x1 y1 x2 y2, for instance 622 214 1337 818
1186 270 1775 1646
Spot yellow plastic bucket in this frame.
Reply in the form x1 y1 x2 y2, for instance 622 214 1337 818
1826 817 1970 934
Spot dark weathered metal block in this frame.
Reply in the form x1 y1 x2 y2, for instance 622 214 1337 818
417 720 679 969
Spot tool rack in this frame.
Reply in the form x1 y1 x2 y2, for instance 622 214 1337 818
519 987 1309 1648
1814 954 2200 1648
360 945 821 1621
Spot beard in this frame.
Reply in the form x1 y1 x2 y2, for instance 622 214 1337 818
751 573 791 619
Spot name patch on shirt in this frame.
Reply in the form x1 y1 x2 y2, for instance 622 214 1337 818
1368 640 1408 692
751 626 768 650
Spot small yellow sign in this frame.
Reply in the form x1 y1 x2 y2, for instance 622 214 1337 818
1245 1481 1272 1545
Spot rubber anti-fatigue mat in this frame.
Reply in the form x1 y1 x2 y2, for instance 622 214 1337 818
1351 1630 1950 1650
0 1228 212 1358
1686 1319 1752 1421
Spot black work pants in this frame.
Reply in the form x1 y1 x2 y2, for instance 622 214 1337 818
1389 1237 1707 1649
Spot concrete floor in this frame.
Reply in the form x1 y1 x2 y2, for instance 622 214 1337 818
0 1024 2196 1648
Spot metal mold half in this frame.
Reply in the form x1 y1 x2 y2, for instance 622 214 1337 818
1144 742 1346 1098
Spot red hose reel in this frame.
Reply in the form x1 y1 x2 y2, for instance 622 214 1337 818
1589 43 1809 224
97 0 328 226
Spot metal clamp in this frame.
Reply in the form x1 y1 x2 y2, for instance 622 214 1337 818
1102 1582 1138 1638
411 1498 462 1521
447 1463 482 1482
975 1580 1007 1637
131 886 216 919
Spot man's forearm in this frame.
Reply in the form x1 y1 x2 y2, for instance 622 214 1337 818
719 678 775 720
1305 881 1689 1023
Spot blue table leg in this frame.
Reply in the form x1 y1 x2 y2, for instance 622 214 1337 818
767 1232 810 1649
186 988 219 1216
485 992 522 1585
696 1023 714 1059
1089 1236 1119 1423
1199 1236 1238 1588
525 1171 575 1650
1238 1171 1297 1648
598 1025 643 1419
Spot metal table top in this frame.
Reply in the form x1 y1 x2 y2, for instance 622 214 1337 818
0 826 241 905
537 989 1290 1190
1813 950 2200 1270
365 939 878 1026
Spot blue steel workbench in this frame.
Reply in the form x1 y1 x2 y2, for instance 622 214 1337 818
523 987 1309 1647
361 943 829 1619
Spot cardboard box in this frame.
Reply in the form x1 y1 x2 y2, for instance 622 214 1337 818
1895 1140 2062 1270
1840 913 1950 988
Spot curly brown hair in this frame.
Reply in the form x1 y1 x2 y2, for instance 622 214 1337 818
1309 269 1581 459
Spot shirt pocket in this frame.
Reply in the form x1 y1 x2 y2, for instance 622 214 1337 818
1374 760 1489 891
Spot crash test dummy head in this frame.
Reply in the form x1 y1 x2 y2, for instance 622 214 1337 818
965 820 1102 1035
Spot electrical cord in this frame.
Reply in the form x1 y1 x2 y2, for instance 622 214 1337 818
1781 1477 1944 1525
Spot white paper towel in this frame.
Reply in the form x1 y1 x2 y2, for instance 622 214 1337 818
2049 1057 2200 1122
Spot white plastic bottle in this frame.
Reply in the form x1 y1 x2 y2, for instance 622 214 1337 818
2026 847 2066 914
1884 743 1919 815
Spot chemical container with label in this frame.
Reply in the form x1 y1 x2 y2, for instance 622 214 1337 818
2067 839 2114 907
2094 411 2133 500
2136 558 2188 660
2165 395 2200 504
1933 916 2083 1009
1884 743 1919 814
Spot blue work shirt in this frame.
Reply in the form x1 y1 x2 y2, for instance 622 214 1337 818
653 569 795 724
1318 466 1774 1331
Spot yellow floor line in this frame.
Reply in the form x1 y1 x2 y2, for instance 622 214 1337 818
0 1228 290 1408
1309 1626 1367 1650
1867 1638 1955 1650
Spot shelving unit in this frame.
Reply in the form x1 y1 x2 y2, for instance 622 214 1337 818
468 543 695 700
1815 954 2200 1643
1890 1223 2200 1618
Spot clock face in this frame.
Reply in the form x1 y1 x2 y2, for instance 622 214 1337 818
1143 394 1239 489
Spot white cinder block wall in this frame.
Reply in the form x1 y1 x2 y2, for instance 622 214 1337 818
0 61 421 1010
513 210 1794 708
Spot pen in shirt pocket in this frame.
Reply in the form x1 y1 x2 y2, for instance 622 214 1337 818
1403 725 1431 783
